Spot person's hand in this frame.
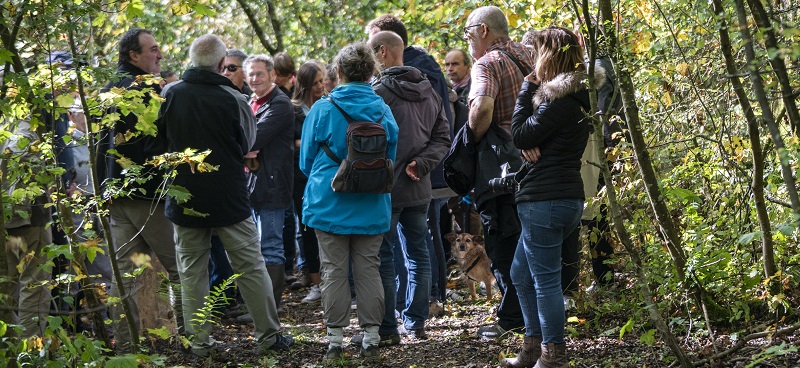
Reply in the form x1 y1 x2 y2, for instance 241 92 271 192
525 71 540 85
405 161 420 181
521 147 541 163
244 150 259 158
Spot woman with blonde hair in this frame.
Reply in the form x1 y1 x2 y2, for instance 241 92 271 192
502 27 600 368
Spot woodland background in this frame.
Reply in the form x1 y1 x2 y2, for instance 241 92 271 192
1 0 799 367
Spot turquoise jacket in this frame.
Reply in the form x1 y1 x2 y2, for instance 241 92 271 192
300 82 399 235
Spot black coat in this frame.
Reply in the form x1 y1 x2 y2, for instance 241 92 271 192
156 68 256 227
511 70 600 203
249 87 295 209
98 62 165 200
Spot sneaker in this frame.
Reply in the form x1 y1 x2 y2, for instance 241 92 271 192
323 345 344 363
264 333 294 351
563 295 576 311
361 344 380 359
301 285 322 303
476 324 507 341
350 333 401 347
400 326 428 340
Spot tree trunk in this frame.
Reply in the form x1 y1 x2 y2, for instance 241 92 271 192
734 0 800 221
710 0 775 278
745 0 800 136
138 256 178 336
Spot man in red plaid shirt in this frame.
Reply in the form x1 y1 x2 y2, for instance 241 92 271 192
463 5 534 341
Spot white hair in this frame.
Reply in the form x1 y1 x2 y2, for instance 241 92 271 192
189 34 226 69
468 6 509 37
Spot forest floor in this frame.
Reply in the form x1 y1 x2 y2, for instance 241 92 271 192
157 273 800 368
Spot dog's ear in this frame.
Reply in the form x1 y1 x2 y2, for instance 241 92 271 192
444 233 457 243
472 235 484 244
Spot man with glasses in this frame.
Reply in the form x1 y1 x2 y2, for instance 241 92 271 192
242 54 295 314
462 6 534 341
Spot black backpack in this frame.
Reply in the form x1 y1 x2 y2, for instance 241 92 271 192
320 98 394 194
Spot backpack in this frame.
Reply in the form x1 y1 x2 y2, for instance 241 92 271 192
320 98 394 194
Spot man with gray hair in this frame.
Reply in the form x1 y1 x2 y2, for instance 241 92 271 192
461 5 534 341
156 34 293 357
222 49 252 96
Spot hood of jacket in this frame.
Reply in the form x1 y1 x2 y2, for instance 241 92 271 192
532 66 606 108
375 66 431 103
327 82 389 121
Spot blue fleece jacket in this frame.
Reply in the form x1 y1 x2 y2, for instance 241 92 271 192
299 82 399 235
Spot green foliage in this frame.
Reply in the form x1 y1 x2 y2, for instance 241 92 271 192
190 274 240 331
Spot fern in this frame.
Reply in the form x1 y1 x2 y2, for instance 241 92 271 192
190 274 241 330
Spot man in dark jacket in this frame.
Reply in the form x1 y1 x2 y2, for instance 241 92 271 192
156 34 292 356
242 54 295 310
369 31 451 341
98 28 182 349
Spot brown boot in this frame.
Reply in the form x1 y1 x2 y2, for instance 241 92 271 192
501 335 542 367
533 343 568 368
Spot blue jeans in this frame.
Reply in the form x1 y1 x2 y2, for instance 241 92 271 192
426 197 447 301
393 225 408 310
511 199 582 344
252 208 286 265
379 204 431 333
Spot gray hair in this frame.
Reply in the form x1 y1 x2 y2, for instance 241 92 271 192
189 34 226 69
468 6 509 37
333 43 379 83
243 54 274 75
226 49 248 63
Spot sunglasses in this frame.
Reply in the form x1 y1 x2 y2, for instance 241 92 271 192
224 64 241 72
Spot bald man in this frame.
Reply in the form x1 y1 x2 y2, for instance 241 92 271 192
368 31 451 342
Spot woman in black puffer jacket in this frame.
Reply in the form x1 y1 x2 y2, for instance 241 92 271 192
503 27 599 368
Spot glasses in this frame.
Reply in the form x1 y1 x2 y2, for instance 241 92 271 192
224 64 241 72
464 24 482 38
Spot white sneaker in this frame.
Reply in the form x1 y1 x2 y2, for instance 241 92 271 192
302 285 322 303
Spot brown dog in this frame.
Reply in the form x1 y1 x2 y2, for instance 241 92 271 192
445 232 494 301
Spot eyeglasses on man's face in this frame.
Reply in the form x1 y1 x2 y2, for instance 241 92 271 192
224 64 241 73
464 23 483 39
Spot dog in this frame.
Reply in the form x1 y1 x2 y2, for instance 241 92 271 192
445 232 494 301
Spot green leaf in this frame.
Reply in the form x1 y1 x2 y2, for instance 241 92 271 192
92 13 107 27
738 231 763 245
192 3 215 16
619 317 634 339
0 49 15 64
106 355 139 368
167 185 192 204
56 93 75 108
0 320 6 337
183 207 209 218
147 326 171 340
639 329 656 345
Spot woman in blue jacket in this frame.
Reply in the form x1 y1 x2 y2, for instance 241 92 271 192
502 27 595 368
299 42 398 363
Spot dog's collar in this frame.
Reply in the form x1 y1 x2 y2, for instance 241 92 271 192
464 256 482 280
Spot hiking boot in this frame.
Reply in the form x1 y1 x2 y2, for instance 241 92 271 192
236 313 253 323
323 345 344 363
533 343 568 368
400 326 428 340
350 333 401 347
263 333 294 351
477 324 508 341
301 285 322 303
290 271 311 290
501 335 542 367
360 344 380 359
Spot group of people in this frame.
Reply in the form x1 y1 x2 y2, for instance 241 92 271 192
3 4 625 368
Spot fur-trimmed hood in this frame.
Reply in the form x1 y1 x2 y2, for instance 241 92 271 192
532 65 606 108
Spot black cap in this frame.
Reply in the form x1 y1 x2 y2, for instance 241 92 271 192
46 51 74 67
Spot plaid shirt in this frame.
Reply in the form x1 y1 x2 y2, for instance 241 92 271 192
468 37 535 134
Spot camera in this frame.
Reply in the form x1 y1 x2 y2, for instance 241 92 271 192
488 163 518 194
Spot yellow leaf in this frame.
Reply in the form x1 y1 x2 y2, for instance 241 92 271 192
508 13 520 28
676 62 690 76
662 91 672 106
129 252 152 268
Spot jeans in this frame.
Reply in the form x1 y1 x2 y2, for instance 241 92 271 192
379 204 431 333
252 207 286 266
282 206 297 273
511 199 582 344
393 226 408 310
